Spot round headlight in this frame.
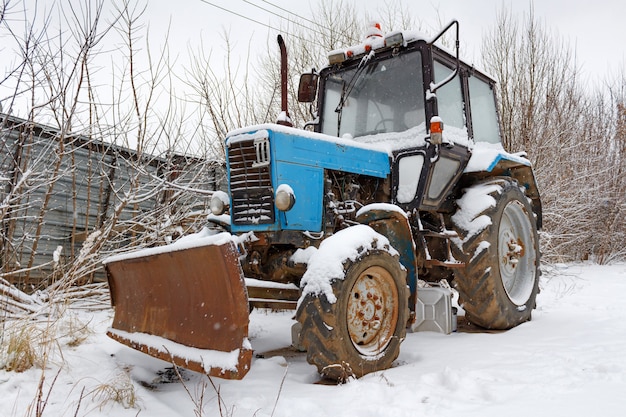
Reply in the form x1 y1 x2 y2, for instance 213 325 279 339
275 184 296 211
210 191 229 215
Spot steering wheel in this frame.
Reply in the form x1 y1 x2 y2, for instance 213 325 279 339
373 118 394 132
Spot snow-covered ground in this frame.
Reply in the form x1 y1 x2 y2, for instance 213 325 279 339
1 262 625 417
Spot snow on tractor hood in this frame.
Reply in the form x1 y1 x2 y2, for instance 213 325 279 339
226 122 471 157
226 123 396 154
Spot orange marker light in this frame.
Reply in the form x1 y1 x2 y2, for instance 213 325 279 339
430 116 444 145
430 119 443 133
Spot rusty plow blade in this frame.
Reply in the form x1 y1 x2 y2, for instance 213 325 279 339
104 238 252 379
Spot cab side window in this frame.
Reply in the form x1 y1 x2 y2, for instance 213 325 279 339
433 60 465 130
468 76 501 144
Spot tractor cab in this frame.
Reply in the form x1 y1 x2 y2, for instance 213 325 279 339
299 21 504 212
300 21 502 146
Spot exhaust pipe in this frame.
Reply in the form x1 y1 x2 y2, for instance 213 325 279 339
276 35 292 127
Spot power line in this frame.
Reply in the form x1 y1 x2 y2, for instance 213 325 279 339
255 0 358 47
241 0 327 39
199 0 279 33
199 0 320 47
259 0 328 33
261 0 346 44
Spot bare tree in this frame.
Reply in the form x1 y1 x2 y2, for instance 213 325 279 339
184 0 427 143
481 6 625 263
184 31 262 158
1 0 222 297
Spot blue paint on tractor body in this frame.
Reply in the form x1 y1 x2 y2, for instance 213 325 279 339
226 127 390 234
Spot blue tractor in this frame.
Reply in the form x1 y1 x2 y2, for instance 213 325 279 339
105 21 541 382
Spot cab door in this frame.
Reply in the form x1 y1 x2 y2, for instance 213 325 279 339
418 54 470 211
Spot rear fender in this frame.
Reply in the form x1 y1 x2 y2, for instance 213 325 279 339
509 165 542 229
465 145 542 229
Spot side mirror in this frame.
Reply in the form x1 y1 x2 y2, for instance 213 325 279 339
297 73 319 103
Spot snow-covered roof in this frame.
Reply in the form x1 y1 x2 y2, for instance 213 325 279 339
327 29 429 63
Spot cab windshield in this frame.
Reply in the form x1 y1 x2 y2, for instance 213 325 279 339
320 50 425 139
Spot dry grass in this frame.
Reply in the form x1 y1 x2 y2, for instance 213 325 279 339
91 371 139 410
1 323 40 372
0 309 94 374
58 312 93 348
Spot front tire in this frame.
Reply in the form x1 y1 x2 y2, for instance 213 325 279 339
296 250 409 382
451 178 540 329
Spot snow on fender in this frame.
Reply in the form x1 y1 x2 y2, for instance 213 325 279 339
299 224 399 304
296 224 409 381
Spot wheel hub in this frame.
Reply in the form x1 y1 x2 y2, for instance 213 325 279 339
498 200 537 305
347 266 399 356
501 232 524 271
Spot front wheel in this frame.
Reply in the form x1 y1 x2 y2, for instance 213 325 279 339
296 249 408 382
450 178 540 329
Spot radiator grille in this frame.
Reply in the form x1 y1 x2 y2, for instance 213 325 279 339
228 137 274 225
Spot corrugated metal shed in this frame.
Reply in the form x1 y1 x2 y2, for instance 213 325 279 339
1 114 226 291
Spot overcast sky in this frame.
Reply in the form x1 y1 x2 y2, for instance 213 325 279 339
139 0 625 83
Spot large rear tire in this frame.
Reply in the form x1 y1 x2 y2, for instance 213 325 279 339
450 178 540 330
296 250 409 382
